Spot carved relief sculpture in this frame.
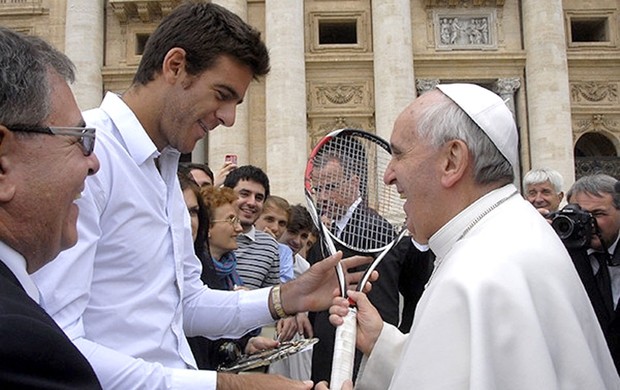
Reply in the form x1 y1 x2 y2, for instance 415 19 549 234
571 82 618 104
434 10 497 50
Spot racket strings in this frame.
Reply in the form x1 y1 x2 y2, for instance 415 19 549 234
309 133 405 252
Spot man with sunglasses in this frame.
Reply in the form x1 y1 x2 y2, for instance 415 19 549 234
0 27 101 388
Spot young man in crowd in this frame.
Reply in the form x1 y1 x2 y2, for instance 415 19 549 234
255 195 295 282
223 165 281 289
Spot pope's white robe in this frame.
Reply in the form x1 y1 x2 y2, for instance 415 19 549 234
356 184 620 390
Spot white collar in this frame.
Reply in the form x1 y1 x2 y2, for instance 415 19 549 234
100 92 161 165
335 197 363 238
429 184 518 260
242 225 257 242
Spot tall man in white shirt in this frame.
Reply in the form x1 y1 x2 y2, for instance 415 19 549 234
32 4 371 390
321 84 619 390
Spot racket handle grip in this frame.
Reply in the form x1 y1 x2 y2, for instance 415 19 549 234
330 307 357 390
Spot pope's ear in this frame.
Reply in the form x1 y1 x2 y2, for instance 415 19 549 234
440 139 468 188
0 126 17 202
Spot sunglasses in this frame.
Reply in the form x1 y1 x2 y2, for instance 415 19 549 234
8 125 96 156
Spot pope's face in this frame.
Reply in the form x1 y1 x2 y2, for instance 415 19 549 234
383 92 445 244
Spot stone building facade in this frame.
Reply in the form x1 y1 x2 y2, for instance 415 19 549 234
1 0 618 203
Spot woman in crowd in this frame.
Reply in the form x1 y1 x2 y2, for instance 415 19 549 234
179 173 277 370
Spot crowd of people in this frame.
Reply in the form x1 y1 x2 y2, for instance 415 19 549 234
1 2 620 390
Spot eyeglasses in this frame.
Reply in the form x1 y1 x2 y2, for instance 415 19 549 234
212 216 241 226
8 125 96 156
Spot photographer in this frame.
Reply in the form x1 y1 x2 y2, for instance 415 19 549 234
563 174 620 374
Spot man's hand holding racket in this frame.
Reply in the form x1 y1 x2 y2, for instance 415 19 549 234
279 251 377 315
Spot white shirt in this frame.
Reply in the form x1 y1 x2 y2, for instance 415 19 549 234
0 241 39 303
356 184 619 390
334 197 362 238
33 92 274 390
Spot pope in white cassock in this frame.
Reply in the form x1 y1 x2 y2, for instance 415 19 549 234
318 83 620 390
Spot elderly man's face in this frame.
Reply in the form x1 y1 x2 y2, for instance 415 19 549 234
11 71 99 271
383 92 444 244
525 181 563 213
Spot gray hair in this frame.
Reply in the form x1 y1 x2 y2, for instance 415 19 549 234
416 90 514 185
523 168 563 193
0 27 75 127
567 174 620 210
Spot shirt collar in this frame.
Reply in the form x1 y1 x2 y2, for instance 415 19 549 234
335 197 362 237
100 92 160 165
608 234 620 255
242 225 257 241
0 240 40 303
429 184 518 260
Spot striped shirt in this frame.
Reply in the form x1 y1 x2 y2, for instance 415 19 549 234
234 226 280 289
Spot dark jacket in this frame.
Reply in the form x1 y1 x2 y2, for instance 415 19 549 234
568 247 620 375
0 261 101 389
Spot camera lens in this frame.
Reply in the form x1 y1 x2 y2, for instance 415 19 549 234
551 215 574 239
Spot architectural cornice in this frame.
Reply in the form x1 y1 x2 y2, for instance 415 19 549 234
424 0 505 7
0 0 47 16
109 0 180 23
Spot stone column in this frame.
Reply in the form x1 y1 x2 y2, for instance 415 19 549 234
522 0 575 186
204 0 250 167
64 0 104 110
265 0 307 203
493 77 520 120
372 0 415 141
493 77 522 182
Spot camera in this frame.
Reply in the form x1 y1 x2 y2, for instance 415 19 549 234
548 204 595 249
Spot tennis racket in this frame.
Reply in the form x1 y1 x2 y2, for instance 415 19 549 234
304 128 406 389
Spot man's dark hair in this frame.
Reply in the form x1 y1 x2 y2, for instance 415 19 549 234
223 165 270 198
133 2 269 85
287 204 314 234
